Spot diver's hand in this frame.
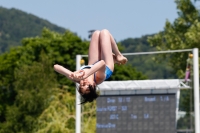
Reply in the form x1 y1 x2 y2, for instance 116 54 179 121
69 70 85 80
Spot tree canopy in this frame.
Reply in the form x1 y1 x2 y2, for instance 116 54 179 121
0 28 147 132
1 0 199 131
148 0 200 78
148 0 199 129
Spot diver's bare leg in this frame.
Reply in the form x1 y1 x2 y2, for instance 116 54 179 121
88 30 101 65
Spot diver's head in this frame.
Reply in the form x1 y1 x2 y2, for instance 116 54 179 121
78 79 99 104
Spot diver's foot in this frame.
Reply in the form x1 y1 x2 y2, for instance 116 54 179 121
116 54 128 65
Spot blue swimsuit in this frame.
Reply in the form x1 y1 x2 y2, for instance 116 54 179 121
80 65 113 81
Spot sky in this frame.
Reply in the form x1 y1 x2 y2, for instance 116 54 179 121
0 1 180 42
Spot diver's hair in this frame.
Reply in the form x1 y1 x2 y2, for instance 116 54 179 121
80 85 99 104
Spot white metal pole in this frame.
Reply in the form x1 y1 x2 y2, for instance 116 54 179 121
193 48 200 133
176 89 180 128
76 55 81 133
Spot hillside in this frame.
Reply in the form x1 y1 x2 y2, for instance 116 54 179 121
0 6 66 53
0 6 176 79
120 35 177 79
120 34 156 52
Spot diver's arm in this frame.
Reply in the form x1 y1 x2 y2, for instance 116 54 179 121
57 60 106 81
83 60 106 79
53 64 81 83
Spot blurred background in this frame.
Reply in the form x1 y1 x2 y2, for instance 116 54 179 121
0 0 200 132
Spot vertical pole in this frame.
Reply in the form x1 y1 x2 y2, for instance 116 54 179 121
193 48 199 133
76 55 81 133
176 89 180 128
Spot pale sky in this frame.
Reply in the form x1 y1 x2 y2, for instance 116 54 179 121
0 0 181 41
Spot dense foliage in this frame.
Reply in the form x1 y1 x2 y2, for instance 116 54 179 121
0 6 175 80
148 0 200 130
148 0 200 77
0 0 199 131
0 28 147 132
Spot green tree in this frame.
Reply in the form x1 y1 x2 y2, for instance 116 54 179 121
148 0 199 130
0 28 147 132
148 0 200 77
120 37 177 79
0 28 88 132
34 88 76 133
110 64 147 80
0 53 56 133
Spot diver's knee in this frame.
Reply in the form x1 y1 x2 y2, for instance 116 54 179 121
100 29 110 37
